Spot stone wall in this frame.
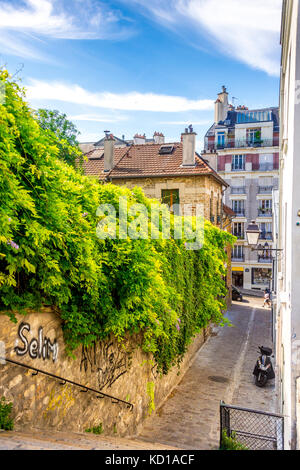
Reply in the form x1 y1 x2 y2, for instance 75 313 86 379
112 175 223 221
0 310 208 437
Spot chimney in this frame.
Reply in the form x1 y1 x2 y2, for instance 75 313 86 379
134 133 146 145
104 132 115 172
153 132 165 144
181 125 196 167
214 86 229 124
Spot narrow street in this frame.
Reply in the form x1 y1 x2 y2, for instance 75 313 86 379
0 296 277 450
137 296 277 450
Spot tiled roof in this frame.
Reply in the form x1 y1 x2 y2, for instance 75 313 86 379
223 204 236 217
82 143 228 186
82 146 130 179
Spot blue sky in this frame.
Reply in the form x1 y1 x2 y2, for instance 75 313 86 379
0 0 282 150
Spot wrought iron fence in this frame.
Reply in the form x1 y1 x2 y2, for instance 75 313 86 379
220 402 284 450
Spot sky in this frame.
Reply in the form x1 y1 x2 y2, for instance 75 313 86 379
0 0 283 151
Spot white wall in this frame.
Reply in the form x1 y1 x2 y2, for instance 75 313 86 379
277 0 300 450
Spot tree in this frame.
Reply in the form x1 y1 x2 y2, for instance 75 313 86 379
35 109 83 167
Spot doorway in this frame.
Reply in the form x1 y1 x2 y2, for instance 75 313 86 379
232 271 244 288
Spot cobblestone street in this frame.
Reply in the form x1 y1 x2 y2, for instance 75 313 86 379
137 296 277 450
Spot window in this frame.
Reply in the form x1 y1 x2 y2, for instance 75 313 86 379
232 245 244 260
252 268 272 285
231 177 245 194
246 128 261 145
217 132 225 148
258 200 272 216
236 111 272 124
233 222 245 239
259 154 273 171
232 200 245 217
232 155 245 171
260 222 272 239
161 189 180 214
159 145 174 155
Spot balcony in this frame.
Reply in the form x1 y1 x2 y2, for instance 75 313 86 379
232 255 245 262
259 164 274 172
233 232 245 240
258 186 273 194
258 209 272 217
231 187 246 195
233 210 246 218
258 255 273 264
205 138 275 152
259 232 273 241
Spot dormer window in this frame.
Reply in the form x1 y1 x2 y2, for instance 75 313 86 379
159 145 174 155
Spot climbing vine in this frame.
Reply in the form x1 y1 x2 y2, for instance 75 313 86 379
0 70 234 375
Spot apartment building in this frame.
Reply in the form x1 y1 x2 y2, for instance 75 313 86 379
202 87 279 291
275 0 300 449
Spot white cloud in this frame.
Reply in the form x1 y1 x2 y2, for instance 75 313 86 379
0 0 134 59
26 79 214 112
127 0 282 76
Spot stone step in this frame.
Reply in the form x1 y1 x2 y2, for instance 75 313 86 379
0 429 179 450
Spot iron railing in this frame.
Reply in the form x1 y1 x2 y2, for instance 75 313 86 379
259 232 273 240
258 186 273 194
0 356 134 410
258 209 272 217
231 187 246 195
220 402 284 450
232 255 245 262
205 138 275 151
258 256 273 264
233 232 245 240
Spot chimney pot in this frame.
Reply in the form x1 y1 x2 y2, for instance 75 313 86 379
181 128 197 167
104 133 115 172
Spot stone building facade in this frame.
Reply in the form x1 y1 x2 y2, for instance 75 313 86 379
82 129 229 225
203 87 280 291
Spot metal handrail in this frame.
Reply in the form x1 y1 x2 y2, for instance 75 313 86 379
0 356 134 410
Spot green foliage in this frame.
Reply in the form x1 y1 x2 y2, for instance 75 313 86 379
0 70 234 375
146 382 155 416
35 108 83 167
220 430 249 450
85 423 103 435
0 397 14 430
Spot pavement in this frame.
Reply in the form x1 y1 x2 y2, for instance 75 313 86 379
0 429 178 450
136 296 276 450
0 296 276 450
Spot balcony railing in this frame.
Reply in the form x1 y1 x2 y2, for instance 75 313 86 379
231 187 246 194
233 210 246 217
258 186 273 194
205 138 275 151
259 164 274 172
232 255 245 262
258 209 272 217
259 232 273 240
233 232 245 240
258 256 273 264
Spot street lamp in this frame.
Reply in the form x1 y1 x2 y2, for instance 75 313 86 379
245 220 260 247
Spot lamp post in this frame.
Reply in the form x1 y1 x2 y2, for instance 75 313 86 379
245 220 260 247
